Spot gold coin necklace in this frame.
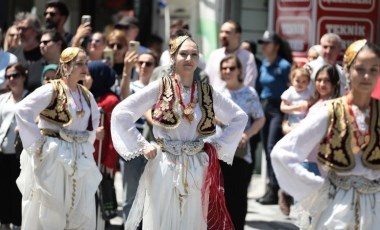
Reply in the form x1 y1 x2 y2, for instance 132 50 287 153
347 96 370 154
68 85 85 118
175 78 196 122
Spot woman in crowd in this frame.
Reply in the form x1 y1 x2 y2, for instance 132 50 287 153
218 54 265 229
271 39 380 229
118 51 158 226
106 29 128 95
0 63 29 229
111 35 247 229
256 30 293 204
86 32 107 61
15 47 101 229
3 25 20 51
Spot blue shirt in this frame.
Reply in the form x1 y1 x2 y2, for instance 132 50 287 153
259 56 291 100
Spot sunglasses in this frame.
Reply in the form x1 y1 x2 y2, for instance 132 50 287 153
40 40 53 45
5 73 22 80
221 66 237 71
138 61 154 67
90 38 103 43
44 12 57 17
108 43 124 50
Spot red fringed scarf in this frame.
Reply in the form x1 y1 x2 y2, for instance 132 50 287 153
202 143 235 230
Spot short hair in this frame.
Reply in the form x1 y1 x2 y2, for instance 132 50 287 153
140 51 159 67
289 65 310 82
42 29 67 51
106 29 128 46
46 0 69 17
224 20 242 34
320 33 342 47
220 54 243 82
15 12 42 39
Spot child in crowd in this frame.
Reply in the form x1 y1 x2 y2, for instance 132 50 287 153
280 66 313 134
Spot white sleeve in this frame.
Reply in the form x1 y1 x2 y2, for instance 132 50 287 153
111 81 159 161
271 107 328 201
207 89 248 164
281 87 291 101
243 53 258 89
15 84 54 152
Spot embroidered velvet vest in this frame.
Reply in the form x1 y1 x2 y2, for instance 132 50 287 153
152 76 216 137
39 80 93 130
318 97 380 171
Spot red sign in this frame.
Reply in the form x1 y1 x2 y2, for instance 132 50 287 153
274 0 312 53
317 17 374 50
319 0 375 12
276 16 311 52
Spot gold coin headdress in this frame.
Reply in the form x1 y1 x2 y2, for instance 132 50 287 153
60 47 81 64
343 39 367 70
169 35 190 55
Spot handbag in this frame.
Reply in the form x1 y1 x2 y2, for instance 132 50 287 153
98 172 118 220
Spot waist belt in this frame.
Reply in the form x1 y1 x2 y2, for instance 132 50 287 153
40 128 89 143
156 138 204 156
328 171 380 194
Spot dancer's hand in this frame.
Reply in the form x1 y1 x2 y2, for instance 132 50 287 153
143 145 157 159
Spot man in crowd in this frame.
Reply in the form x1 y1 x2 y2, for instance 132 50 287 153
205 20 257 90
305 33 347 95
12 12 44 92
44 0 72 44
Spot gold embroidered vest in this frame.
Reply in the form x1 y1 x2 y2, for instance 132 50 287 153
318 97 380 171
39 80 93 130
152 76 216 137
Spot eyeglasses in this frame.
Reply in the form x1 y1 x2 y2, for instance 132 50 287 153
5 73 22 80
137 61 154 67
108 43 124 50
44 12 57 17
40 40 53 45
221 66 237 71
17 26 31 31
90 38 103 43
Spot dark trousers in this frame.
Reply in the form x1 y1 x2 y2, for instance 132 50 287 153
0 154 22 226
260 100 284 192
221 157 252 230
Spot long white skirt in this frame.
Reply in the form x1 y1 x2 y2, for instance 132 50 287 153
126 147 209 230
297 176 380 230
17 136 102 230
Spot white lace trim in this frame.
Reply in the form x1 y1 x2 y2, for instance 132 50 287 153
115 137 150 161
210 142 233 165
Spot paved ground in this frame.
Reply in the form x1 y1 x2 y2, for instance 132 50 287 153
106 172 299 230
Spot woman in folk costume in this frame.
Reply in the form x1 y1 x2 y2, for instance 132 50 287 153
111 35 248 229
15 47 102 230
271 39 380 229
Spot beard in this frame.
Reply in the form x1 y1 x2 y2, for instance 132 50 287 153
45 19 58 29
220 37 229 47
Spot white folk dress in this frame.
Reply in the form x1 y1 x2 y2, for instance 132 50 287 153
111 80 247 230
15 83 102 230
271 103 380 230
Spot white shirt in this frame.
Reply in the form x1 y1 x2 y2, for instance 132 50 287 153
205 47 258 90
281 86 313 124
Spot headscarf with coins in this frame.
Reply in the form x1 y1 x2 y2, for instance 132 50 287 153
343 39 367 70
169 35 190 56
58 47 83 78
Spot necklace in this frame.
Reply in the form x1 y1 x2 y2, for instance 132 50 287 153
175 78 196 122
68 85 85 118
346 96 371 154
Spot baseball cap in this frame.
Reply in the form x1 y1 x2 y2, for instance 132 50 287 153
115 16 139 29
258 30 281 44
